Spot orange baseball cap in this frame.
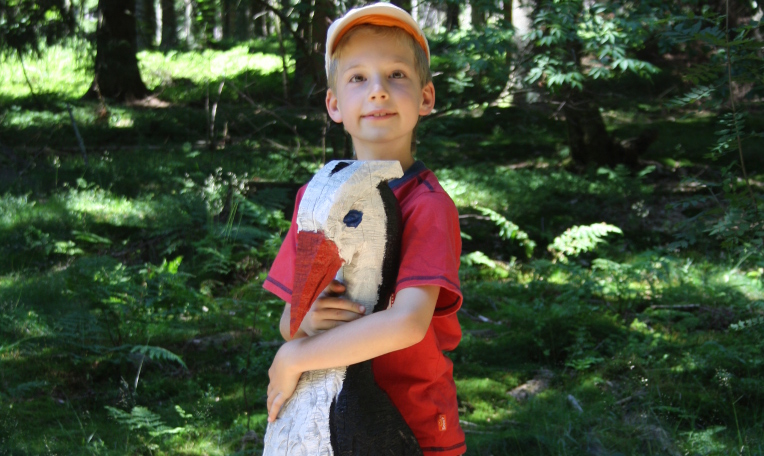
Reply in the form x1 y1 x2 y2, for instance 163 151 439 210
325 2 430 77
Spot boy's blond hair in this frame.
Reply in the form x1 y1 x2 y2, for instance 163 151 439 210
326 24 432 92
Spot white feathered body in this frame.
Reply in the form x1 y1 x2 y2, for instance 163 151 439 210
262 161 406 456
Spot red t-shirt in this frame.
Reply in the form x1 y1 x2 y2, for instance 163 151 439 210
264 161 466 456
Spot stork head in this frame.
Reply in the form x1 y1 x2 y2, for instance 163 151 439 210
290 160 403 337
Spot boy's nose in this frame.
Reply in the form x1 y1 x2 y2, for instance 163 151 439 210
368 79 389 101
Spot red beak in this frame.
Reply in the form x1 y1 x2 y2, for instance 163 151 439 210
290 231 344 337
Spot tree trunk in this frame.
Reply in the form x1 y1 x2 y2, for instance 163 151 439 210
221 0 234 40
471 0 485 29
312 0 332 88
503 0 512 26
136 0 157 50
446 2 460 32
160 0 177 49
249 0 266 37
85 0 150 101
562 94 616 167
562 92 657 167
184 0 193 47
234 0 255 40
292 0 314 97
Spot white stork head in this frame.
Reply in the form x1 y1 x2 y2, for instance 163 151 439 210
290 160 403 337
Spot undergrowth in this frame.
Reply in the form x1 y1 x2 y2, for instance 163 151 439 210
1 34 763 456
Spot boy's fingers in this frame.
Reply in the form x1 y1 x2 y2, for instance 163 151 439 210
324 280 346 296
331 308 366 320
317 310 365 325
316 298 365 315
268 394 285 422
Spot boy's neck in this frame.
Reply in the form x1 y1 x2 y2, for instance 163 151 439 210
352 138 416 172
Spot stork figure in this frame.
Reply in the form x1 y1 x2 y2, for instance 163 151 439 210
263 160 423 456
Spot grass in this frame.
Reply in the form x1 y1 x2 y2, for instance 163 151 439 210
0 43 286 102
1 43 763 455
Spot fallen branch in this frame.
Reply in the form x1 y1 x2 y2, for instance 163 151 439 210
207 79 226 149
65 103 88 166
458 308 503 325
567 394 583 414
649 304 700 311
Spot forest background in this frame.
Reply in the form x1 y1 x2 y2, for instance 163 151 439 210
0 0 763 454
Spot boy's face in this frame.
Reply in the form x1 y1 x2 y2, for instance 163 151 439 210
326 28 435 161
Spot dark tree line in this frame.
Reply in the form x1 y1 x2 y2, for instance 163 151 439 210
1 0 762 166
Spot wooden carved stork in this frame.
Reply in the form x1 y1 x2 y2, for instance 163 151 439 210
263 160 423 456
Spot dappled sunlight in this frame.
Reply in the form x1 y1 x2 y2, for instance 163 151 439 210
0 45 287 102
682 426 731 455
1 185 168 233
0 45 92 99
138 46 287 89
456 376 517 423
63 186 155 227
0 270 68 310
0 303 52 341
2 107 73 128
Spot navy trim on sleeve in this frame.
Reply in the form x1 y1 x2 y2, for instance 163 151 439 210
436 296 460 312
397 275 460 290
421 441 466 452
265 276 292 295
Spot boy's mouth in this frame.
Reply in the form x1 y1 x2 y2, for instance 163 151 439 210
362 111 396 119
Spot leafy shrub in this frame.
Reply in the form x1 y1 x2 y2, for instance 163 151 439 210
548 222 622 262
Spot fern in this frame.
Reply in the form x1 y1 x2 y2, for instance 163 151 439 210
130 345 187 369
54 311 111 357
729 316 764 332
461 251 511 280
105 405 186 437
549 223 622 262
475 206 536 257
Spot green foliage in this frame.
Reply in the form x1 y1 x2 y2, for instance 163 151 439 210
2 8 764 454
475 206 535 258
431 25 515 109
730 315 764 332
105 405 187 437
0 0 75 55
663 7 764 270
131 345 187 369
526 0 660 93
548 222 622 262
461 251 511 280
0 44 285 101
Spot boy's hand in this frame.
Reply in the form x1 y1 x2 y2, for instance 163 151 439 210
266 340 301 422
299 280 366 337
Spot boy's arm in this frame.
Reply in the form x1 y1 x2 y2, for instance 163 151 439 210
267 285 439 422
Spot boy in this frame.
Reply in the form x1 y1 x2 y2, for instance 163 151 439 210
263 3 465 455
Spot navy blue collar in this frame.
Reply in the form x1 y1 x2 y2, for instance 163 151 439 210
388 160 427 190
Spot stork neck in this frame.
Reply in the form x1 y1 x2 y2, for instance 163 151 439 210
338 265 383 315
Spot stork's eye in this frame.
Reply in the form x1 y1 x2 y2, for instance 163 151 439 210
343 210 363 228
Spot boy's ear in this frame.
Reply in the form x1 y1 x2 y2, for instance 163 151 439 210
326 89 343 123
419 82 435 116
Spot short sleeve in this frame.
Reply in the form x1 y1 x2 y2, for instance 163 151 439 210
395 192 462 317
263 185 308 304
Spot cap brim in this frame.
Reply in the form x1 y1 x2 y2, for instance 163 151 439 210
325 3 430 76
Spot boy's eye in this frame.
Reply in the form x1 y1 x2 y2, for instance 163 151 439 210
349 74 365 83
390 71 405 79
